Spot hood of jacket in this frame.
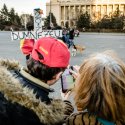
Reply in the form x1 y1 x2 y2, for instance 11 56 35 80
0 59 65 125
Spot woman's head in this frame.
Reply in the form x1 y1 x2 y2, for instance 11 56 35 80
75 50 125 121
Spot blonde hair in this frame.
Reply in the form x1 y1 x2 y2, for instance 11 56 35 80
74 50 125 122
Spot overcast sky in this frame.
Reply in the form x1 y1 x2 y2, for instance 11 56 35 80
0 0 50 17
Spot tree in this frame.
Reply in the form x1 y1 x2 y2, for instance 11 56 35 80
9 8 15 24
0 4 9 23
7 8 21 26
76 11 91 29
1 4 9 17
97 16 112 29
111 8 124 29
26 15 34 31
20 14 32 30
95 8 124 30
113 7 121 17
111 16 124 29
0 4 22 30
15 13 21 26
44 12 57 29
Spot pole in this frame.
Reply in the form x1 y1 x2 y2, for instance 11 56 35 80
34 8 42 33
24 14 27 30
50 0 52 28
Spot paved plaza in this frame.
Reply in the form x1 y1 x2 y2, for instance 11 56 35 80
0 31 125 98
0 32 125 66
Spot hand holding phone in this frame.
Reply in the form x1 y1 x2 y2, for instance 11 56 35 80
60 90 72 100
69 69 78 76
61 68 74 93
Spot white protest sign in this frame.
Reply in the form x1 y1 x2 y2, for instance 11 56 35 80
11 8 62 40
11 30 62 40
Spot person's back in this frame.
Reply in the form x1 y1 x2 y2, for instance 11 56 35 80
69 29 74 40
0 37 74 125
0 60 42 125
66 50 125 125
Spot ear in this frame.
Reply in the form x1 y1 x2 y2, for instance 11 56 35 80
55 71 63 80
47 71 63 86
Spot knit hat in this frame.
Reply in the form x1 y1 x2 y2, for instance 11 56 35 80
20 37 70 68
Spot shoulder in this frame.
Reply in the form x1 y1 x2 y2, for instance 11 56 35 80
0 58 20 70
66 111 101 125
0 92 42 125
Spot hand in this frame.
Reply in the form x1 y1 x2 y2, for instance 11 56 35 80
73 65 80 71
69 65 80 79
60 90 72 100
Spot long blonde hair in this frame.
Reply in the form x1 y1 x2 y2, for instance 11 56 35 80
74 50 125 122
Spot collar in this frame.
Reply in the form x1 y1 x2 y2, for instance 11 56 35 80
97 117 115 125
19 67 54 92
87 111 115 125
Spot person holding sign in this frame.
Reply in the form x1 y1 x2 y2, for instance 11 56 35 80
0 37 74 125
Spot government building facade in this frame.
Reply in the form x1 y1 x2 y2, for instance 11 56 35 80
46 0 125 27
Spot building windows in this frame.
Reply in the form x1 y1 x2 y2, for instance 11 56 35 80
48 0 125 26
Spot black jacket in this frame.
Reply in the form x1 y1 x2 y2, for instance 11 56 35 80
15 67 54 104
69 29 74 40
0 59 73 125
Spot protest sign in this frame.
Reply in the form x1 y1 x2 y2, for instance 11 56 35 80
11 30 62 40
11 8 62 41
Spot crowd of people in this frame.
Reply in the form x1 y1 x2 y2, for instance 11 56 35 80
0 36 125 125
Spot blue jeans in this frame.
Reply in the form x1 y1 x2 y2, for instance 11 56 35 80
68 39 74 48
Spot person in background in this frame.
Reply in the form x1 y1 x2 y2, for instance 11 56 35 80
0 37 74 125
68 28 75 48
64 50 125 125
61 29 71 48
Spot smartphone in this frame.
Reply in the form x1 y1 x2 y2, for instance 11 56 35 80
69 65 74 71
61 68 75 93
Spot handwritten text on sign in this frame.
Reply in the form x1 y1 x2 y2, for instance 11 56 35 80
11 30 62 40
34 8 42 32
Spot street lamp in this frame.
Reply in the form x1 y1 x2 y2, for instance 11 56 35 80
24 14 27 30
21 12 27 30
50 0 52 28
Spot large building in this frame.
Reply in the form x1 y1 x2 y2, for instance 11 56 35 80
46 0 125 27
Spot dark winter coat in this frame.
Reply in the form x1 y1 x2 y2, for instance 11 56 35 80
69 29 75 40
0 59 73 125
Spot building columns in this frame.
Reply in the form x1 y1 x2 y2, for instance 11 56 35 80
64 5 66 27
68 5 70 27
55 1 125 27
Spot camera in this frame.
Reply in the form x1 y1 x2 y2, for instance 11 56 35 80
61 66 75 93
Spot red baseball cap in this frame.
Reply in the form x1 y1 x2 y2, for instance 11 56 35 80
31 37 70 67
20 39 35 55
